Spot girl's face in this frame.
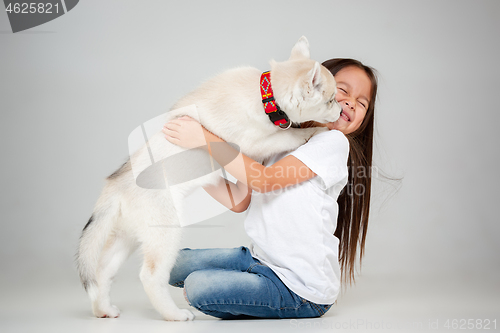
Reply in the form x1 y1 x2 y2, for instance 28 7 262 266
325 66 372 135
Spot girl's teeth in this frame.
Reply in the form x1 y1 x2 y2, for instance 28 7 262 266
341 113 349 121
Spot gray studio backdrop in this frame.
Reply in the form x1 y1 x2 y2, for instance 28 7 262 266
1 0 499 321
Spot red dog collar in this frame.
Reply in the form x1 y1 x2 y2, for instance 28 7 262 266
260 71 291 129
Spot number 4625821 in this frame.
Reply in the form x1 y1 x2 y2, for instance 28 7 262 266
5 2 60 14
444 319 496 330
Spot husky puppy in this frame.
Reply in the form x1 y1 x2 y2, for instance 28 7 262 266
76 36 342 321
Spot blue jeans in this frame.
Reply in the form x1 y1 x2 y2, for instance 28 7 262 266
168 246 333 319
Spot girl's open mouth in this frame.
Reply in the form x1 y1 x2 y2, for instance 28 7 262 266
340 111 351 122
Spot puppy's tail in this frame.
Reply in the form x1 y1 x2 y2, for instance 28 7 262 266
76 188 121 293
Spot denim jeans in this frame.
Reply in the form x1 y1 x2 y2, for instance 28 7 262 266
168 246 333 319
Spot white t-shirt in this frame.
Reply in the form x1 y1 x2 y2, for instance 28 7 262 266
244 129 349 305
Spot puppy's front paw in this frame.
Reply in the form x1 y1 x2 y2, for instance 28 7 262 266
94 304 120 318
163 308 195 321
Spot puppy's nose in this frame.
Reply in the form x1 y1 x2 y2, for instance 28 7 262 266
334 100 342 111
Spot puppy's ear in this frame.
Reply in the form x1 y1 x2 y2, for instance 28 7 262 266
289 36 310 60
307 62 322 91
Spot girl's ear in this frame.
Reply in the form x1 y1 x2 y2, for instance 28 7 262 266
289 36 310 60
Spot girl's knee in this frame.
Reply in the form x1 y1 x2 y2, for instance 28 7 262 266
183 287 189 303
183 270 211 307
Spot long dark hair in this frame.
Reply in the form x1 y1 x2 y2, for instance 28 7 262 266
322 58 378 285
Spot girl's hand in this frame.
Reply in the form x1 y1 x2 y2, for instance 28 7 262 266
163 116 207 149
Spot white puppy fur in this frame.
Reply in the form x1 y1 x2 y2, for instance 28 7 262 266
76 36 342 321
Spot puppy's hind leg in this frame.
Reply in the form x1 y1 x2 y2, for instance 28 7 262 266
91 233 136 318
139 227 194 321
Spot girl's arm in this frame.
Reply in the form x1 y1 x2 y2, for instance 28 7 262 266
163 117 316 193
203 178 252 213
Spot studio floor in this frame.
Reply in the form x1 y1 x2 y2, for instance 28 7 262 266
1 268 498 333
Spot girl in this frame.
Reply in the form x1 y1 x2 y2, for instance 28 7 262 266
162 58 378 319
